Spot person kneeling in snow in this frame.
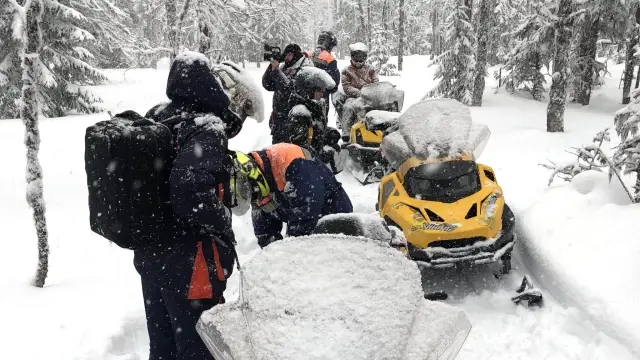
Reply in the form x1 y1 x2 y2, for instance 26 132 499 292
229 142 353 248
136 51 243 360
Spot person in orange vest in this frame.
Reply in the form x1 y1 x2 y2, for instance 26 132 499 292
306 31 341 117
228 143 353 248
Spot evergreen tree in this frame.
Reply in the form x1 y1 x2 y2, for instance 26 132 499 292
501 1 555 101
570 0 627 105
614 87 640 199
471 0 495 106
547 0 573 133
1 0 122 119
425 0 476 106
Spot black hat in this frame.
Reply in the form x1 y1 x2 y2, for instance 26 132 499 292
284 44 302 55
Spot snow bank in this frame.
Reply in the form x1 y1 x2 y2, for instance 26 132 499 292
519 170 640 356
197 234 471 360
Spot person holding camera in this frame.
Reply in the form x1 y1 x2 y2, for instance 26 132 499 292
262 43 314 144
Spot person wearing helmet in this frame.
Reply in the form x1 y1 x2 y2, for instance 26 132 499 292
136 51 242 360
338 43 379 137
285 66 344 174
263 43 314 144
306 31 341 117
342 42 379 98
229 143 353 248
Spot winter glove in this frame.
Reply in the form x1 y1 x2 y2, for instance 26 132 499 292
257 234 282 249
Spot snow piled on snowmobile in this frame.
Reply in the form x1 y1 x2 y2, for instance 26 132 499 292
213 61 265 123
381 99 490 169
196 233 471 360
295 66 336 91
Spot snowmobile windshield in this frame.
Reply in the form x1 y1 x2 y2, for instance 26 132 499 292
404 160 481 203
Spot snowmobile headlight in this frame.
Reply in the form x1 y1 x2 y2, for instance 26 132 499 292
481 191 501 227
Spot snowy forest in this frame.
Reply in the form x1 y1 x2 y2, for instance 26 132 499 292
5 1 640 358
3 0 640 124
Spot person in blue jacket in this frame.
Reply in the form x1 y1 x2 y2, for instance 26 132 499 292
228 142 353 248
136 51 244 360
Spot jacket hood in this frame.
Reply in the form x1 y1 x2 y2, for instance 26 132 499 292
166 52 230 117
165 52 244 138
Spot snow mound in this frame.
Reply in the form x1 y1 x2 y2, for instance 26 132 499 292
197 234 471 360
175 51 210 66
520 170 640 355
213 61 265 123
365 110 400 129
295 67 336 90
380 99 491 169
314 213 394 243
290 104 312 118
349 42 369 53
360 82 405 111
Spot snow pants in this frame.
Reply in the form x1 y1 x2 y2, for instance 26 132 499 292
141 276 220 360
134 238 234 360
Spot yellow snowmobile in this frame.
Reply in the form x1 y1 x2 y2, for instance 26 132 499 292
340 82 404 185
376 99 515 274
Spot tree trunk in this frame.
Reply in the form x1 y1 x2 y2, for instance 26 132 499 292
464 0 473 24
21 0 49 288
622 39 637 104
367 0 372 47
166 0 177 61
576 16 600 105
472 0 493 106
635 64 640 89
431 10 439 59
175 0 192 54
398 0 405 70
547 0 572 133
357 0 367 42
197 0 210 54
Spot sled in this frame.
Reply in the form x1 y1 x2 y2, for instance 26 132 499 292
196 230 471 360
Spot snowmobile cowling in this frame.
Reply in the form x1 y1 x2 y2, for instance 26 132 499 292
196 234 471 360
376 99 514 273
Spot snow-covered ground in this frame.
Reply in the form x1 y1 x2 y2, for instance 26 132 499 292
1 55 638 359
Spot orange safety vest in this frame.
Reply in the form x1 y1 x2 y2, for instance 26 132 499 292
249 143 314 192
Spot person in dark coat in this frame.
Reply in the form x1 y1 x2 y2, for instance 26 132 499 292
262 43 314 144
135 51 244 360
229 143 353 248
306 31 341 117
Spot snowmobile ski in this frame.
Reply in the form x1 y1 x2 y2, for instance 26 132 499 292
512 275 543 307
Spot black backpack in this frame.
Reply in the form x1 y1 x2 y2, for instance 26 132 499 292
84 110 175 250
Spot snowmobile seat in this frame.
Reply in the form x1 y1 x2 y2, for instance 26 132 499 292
364 110 400 132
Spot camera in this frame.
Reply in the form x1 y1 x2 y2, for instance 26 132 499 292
263 43 285 62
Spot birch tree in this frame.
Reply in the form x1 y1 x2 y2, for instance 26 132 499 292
9 0 50 287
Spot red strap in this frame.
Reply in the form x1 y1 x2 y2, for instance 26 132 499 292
187 242 213 300
211 242 226 282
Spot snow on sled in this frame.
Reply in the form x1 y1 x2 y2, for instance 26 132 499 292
196 232 471 360
341 82 405 185
377 99 515 274
212 60 265 124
